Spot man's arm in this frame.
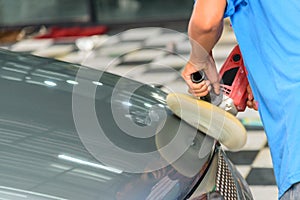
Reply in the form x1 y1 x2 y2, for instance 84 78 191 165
189 0 227 53
182 0 227 97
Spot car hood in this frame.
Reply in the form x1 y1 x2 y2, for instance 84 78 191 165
0 49 215 200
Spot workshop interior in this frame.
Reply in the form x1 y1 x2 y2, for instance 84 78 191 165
0 1 276 200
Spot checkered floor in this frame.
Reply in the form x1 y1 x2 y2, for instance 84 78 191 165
1 26 278 199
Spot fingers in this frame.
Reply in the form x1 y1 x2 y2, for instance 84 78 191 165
188 80 210 97
246 85 258 111
181 61 198 78
182 63 209 97
246 99 258 111
247 85 254 100
247 100 254 109
182 61 214 97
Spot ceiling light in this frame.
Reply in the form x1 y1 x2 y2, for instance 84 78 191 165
44 80 57 87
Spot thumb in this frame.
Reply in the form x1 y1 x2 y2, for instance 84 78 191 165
203 57 221 95
211 81 221 95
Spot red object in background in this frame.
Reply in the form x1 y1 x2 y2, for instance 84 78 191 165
35 25 108 39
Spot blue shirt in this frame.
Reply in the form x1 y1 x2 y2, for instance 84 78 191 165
224 0 300 198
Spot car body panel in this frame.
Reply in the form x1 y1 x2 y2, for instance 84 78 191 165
0 49 215 200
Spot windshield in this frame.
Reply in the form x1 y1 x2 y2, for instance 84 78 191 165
0 49 214 200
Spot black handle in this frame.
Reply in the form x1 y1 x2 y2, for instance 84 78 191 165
190 70 223 105
191 70 206 83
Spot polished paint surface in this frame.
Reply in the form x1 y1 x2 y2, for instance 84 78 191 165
0 50 213 200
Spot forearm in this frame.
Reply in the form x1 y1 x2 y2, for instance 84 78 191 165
188 0 226 67
189 20 224 57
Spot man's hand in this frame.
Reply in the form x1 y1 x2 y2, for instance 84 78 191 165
246 85 258 110
183 0 226 98
181 56 221 97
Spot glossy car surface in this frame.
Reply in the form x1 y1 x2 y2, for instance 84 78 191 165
0 49 252 200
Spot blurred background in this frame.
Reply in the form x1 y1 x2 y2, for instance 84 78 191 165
0 0 276 199
0 0 193 36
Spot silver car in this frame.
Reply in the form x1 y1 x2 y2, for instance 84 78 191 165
0 49 253 200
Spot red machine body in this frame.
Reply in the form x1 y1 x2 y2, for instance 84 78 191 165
219 45 249 112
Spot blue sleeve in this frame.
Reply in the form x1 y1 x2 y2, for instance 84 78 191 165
224 0 247 18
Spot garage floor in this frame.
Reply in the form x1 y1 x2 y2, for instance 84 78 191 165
1 26 278 200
